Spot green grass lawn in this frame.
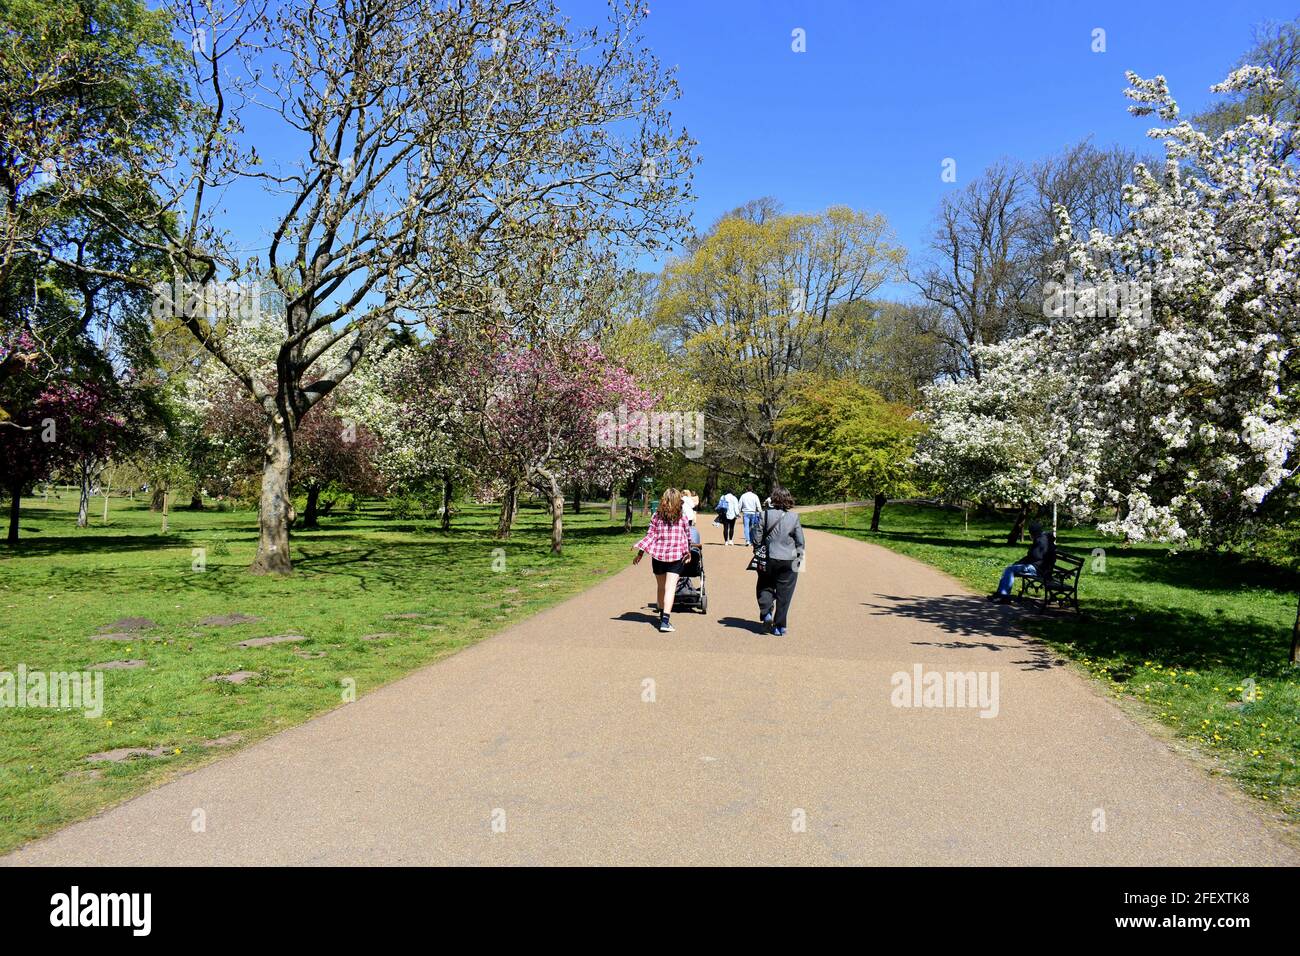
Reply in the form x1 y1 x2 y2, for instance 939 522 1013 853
803 502 1300 822
0 492 641 854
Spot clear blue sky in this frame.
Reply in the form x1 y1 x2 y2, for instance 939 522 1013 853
210 0 1297 301
612 0 1296 295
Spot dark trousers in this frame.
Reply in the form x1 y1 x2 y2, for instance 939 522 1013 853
721 516 736 542
756 558 798 628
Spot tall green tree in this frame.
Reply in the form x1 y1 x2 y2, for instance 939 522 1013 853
0 0 181 449
0 0 181 307
778 378 923 531
657 200 904 489
823 299 947 407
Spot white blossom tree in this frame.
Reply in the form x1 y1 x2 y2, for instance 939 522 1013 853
918 65 1300 659
1045 66 1299 546
912 336 1075 541
344 341 465 527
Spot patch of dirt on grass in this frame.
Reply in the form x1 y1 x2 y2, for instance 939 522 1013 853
206 670 259 684
236 634 306 648
197 613 262 627
84 746 170 763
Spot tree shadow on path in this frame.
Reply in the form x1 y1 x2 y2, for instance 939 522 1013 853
864 593 1064 671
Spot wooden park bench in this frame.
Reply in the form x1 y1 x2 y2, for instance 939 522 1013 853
1018 549 1083 611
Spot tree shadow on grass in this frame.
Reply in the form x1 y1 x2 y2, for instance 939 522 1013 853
803 526 1011 552
1 533 208 558
863 594 1064 671
1102 548 1299 596
1033 600 1295 678
548 524 637 542
15 532 529 597
866 586 1294 678
286 529 629 593
294 541 514 591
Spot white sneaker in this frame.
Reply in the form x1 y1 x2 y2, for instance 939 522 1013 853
658 618 675 633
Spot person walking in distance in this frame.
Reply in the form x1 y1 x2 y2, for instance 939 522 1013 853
738 486 762 545
716 489 739 545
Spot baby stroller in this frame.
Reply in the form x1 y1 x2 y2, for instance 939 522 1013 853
673 542 708 614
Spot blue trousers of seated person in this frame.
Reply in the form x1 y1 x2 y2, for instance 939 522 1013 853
997 562 1038 596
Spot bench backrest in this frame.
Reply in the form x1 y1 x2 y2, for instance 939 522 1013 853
1050 550 1084 584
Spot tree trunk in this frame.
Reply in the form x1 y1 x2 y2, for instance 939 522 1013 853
149 485 165 511
609 487 618 520
702 466 718 509
1291 594 1299 666
187 488 204 510
101 469 112 524
624 477 635 532
250 415 294 574
1006 502 1029 545
758 446 781 497
159 483 170 534
544 475 565 555
76 461 92 528
870 493 887 532
571 486 581 515
6 479 20 544
495 482 517 540
440 475 453 532
303 485 321 527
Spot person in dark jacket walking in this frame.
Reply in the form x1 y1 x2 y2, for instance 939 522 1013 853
752 486 805 636
988 521 1055 603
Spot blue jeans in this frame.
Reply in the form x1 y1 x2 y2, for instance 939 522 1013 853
743 512 760 544
998 563 1038 595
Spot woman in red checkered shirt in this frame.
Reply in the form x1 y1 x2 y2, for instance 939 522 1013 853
633 488 692 632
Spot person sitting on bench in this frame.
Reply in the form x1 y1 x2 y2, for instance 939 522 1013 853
988 520 1055 604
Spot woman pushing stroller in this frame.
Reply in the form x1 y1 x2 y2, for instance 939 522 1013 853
632 488 693 633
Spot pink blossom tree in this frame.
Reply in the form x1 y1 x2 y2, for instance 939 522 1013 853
0 376 129 542
462 337 657 554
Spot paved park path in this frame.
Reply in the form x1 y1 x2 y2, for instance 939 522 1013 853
5 519 1297 865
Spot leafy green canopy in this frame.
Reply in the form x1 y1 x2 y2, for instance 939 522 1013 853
777 377 923 504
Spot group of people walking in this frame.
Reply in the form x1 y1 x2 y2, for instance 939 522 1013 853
633 482 1057 636
712 486 766 546
633 485 805 635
